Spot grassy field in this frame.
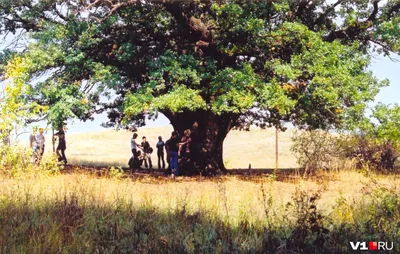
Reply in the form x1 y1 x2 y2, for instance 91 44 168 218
45 126 298 169
2 127 399 253
1 167 400 253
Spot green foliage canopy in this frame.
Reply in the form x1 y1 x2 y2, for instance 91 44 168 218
0 0 398 133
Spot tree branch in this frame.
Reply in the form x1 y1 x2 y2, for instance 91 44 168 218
370 38 394 54
85 0 138 20
52 3 69 22
325 0 382 42
296 0 312 17
313 0 344 27
367 0 380 21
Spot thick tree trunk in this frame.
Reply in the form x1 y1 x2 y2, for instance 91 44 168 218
163 110 236 175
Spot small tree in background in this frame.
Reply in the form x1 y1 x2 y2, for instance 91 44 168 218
346 104 400 172
291 130 349 175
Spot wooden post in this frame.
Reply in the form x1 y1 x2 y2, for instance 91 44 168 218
52 128 55 153
275 128 278 172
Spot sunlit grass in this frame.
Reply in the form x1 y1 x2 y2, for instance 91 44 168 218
1 168 400 253
3 127 400 252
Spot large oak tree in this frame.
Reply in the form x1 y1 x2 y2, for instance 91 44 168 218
0 0 399 172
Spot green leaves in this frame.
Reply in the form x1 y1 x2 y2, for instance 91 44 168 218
209 64 260 114
371 103 400 142
147 51 202 89
123 51 208 118
0 0 397 131
265 22 388 129
374 16 400 54
89 62 122 89
153 86 207 113
115 42 136 62
1 55 47 133
124 86 206 118
258 80 295 115
211 3 243 23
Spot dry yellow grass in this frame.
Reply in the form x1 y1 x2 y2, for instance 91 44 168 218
2 144 400 252
6 127 400 252
42 126 298 169
1 170 399 223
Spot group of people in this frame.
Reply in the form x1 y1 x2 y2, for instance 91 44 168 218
129 134 154 169
29 126 67 165
129 122 200 177
29 123 200 175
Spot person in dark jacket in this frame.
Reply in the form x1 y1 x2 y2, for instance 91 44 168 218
164 137 171 175
156 136 165 169
141 136 152 169
168 131 180 177
54 126 67 164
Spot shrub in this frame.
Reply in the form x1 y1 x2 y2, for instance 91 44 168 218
0 145 32 176
343 135 399 172
291 130 399 173
0 144 60 177
327 181 400 252
291 130 351 175
107 166 124 180
286 186 330 252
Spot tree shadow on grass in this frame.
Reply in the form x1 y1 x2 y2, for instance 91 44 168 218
0 193 374 254
61 163 321 184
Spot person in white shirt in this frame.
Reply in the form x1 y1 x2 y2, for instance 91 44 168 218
130 133 143 169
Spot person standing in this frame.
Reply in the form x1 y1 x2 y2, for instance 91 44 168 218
168 131 180 178
29 127 38 164
179 129 192 158
36 128 46 162
54 126 67 165
156 136 165 169
130 133 141 168
191 122 201 170
141 136 153 169
164 137 171 174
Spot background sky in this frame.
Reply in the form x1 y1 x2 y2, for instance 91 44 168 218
369 53 399 105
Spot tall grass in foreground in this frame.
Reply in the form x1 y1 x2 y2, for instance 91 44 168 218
1 167 400 253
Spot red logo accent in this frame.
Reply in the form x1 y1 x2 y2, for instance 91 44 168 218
369 242 378 251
